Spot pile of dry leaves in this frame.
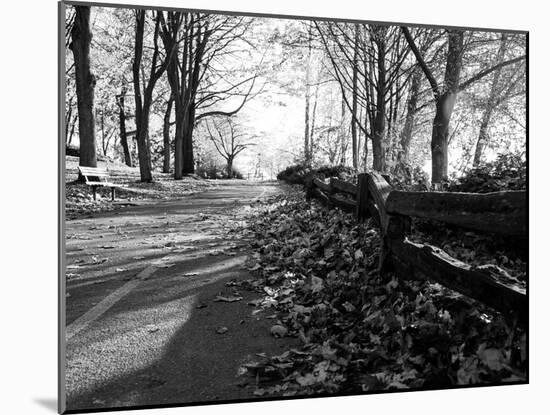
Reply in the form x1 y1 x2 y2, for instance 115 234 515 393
232 187 527 397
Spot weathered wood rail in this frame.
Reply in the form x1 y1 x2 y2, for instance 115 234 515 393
306 173 527 324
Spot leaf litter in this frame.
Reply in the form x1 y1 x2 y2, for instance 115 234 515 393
228 186 526 397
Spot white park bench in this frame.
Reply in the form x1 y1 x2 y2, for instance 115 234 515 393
78 166 122 201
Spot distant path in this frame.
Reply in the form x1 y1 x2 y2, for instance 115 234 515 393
64 180 297 411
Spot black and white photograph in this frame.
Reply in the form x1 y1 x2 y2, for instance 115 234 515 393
59 0 530 413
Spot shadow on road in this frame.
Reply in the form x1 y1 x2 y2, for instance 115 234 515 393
64 182 297 411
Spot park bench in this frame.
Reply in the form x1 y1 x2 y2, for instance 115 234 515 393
78 166 122 201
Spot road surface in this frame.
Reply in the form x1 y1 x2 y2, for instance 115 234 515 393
64 181 297 411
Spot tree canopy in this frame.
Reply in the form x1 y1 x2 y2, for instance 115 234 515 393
65 5 526 185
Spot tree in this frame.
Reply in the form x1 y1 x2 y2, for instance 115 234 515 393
159 12 259 179
162 93 174 173
70 6 97 169
92 7 135 166
132 10 171 182
116 84 133 166
399 66 422 163
402 27 526 183
203 116 256 177
472 34 525 166
303 22 313 166
350 24 359 170
316 23 411 172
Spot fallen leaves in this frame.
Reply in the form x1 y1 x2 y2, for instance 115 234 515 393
310 276 324 294
65 170 216 220
234 187 526 397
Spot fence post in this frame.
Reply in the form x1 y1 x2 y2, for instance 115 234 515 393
356 173 370 222
380 214 411 277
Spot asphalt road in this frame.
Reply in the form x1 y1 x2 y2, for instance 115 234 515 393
64 180 297 411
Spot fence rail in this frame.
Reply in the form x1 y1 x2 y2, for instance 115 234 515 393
306 172 527 324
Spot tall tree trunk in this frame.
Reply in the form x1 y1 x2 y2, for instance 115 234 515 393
473 110 493 167
163 94 174 173
310 76 319 160
182 104 196 174
351 24 359 170
473 34 508 167
226 155 234 178
372 27 387 172
65 97 73 145
304 26 312 165
68 113 77 146
431 31 463 184
100 107 108 156
304 87 310 164
399 67 421 163
339 95 347 165
173 107 184 179
164 13 203 177
70 6 97 170
117 85 132 167
363 108 369 169
132 10 152 182
431 94 454 183
388 79 400 162
132 11 167 182
135 110 153 182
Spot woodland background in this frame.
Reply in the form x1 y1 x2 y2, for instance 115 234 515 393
64 5 526 188
1 1 546 415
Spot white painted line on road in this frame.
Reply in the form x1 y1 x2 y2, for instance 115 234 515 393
168 256 247 279
66 247 231 290
66 265 158 341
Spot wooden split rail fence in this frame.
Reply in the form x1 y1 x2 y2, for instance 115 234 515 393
306 172 527 324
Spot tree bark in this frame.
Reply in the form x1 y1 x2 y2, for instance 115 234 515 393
132 11 168 182
70 6 97 170
161 13 207 178
100 107 108 156
117 85 132 167
182 104 196 174
372 27 387 172
303 24 313 165
173 109 184 179
163 94 174 173
132 10 151 182
399 67 421 163
65 95 73 145
68 113 77 146
226 155 234 178
339 95 347 165
162 13 184 179
473 110 493 167
363 108 369 169
351 24 359 170
431 31 463 183
310 76 319 159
